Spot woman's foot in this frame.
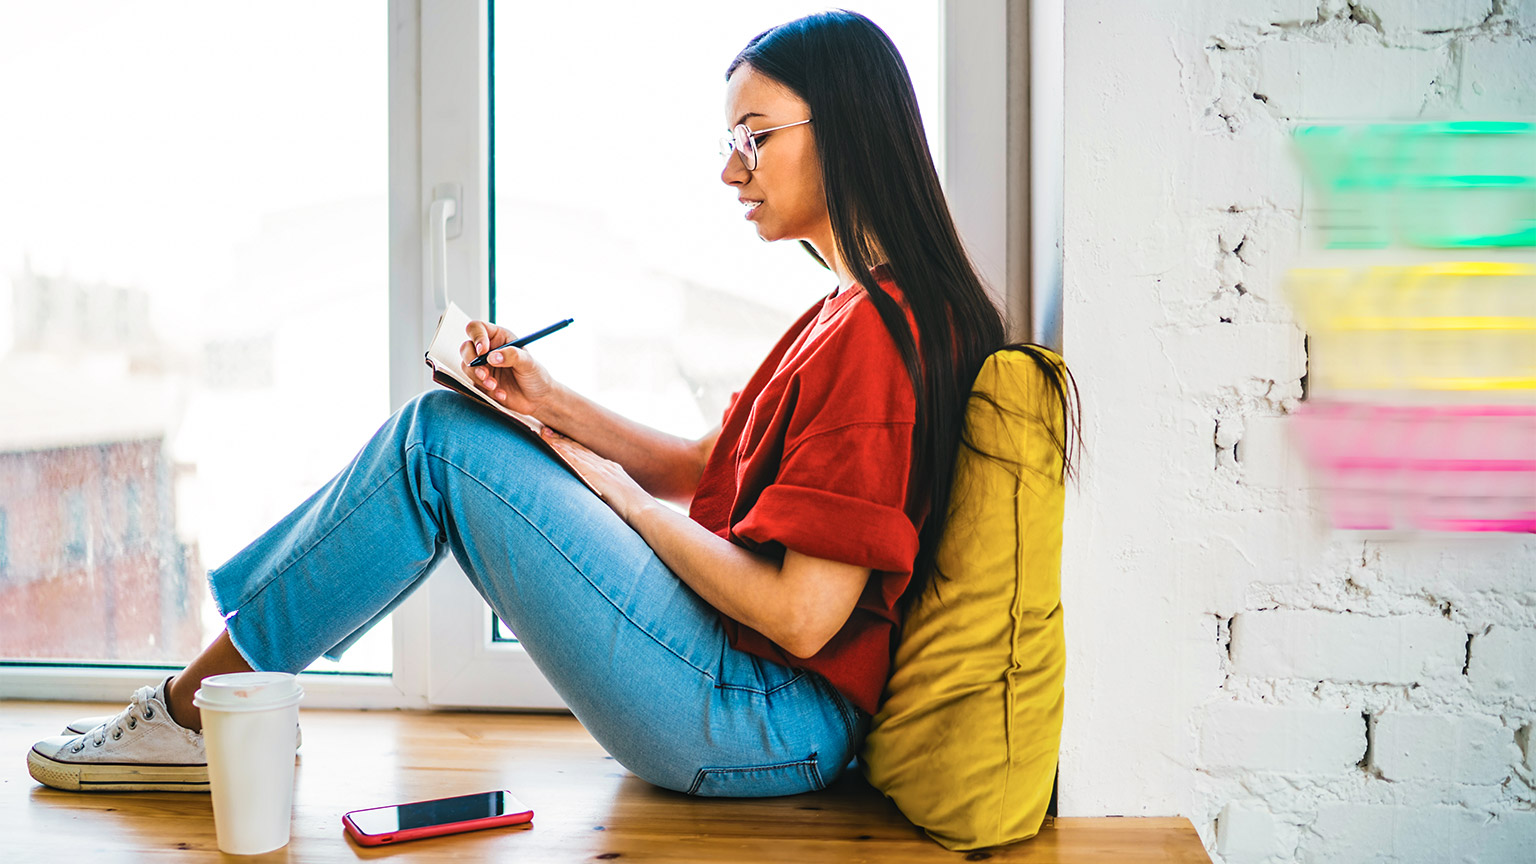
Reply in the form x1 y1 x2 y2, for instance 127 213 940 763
28 677 210 792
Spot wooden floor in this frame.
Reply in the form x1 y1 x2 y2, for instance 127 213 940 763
3 701 1209 862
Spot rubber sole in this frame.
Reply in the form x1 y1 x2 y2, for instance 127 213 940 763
28 746 209 793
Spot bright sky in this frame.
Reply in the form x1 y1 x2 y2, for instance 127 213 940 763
0 1 936 340
0 1 387 347
491 0 939 312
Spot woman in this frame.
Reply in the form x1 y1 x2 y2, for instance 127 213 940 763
29 10 1075 798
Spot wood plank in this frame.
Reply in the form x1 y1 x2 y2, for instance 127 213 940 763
2 700 1209 862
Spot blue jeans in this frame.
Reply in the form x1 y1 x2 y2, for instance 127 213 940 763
206 390 867 797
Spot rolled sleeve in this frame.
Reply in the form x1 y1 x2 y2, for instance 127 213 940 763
731 420 918 572
735 484 919 572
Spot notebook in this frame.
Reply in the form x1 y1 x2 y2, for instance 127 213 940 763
424 301 603 498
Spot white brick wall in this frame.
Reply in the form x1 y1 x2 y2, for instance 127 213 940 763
1230 610 1466 683
1060 1 1536 862
1483 813 1536 864
1370 712 1518 784
1216 802 1286 863
1156 323 1307 395
1307 804 1488 864
1254 41 1447 119
1468 626 1536 703
1513 0 1536 27
1459 38 1536 114
1306 805 1536 863
1200 702 1365 773
1366 0 1493 32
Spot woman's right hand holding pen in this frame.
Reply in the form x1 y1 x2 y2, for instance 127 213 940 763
459 320 558 418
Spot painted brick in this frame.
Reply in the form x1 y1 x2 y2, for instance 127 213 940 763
1224 0 1328 24
1366 0 1492 32
1230 610 1465 684
1178 133 1306 216
1375 535 1536 594
1468 626 1536 702
1507 0 1536 24
1255 41 1447 119
1483 811 1536 861
1200 702 1365 773
1155 322 1305 396
1371 713 1517 784
1239 415 1310 489
1457 38 1536 115
1176 510 1322 614
1217 801 1287 863
1306 805 1486 864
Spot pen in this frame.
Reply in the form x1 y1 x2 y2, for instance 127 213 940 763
468 318 574 367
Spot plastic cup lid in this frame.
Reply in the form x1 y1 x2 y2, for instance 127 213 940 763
193 671 303 711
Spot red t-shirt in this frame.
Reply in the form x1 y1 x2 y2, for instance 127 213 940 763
688 270 925 715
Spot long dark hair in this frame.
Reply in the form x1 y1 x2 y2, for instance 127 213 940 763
728 10 1081 613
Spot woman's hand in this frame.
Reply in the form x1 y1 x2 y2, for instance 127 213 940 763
459 320 558 417
540 427 654 524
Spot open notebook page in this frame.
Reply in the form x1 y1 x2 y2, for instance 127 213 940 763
423 301 602 498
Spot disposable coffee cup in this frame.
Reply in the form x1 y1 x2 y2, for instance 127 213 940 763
193 672 304 855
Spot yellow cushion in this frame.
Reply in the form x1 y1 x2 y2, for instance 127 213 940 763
860 348 1067 851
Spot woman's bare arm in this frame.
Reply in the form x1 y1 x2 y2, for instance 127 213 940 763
457 319 721 506
629 503 871 659
542 426 873 659
536 384 720 506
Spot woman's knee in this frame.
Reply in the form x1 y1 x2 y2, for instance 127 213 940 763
392 389 552 487
396 389 482 449
406 388 468 424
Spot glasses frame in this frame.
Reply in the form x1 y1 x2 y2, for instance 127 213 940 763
719 119 813 171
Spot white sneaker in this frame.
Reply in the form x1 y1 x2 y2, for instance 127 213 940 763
29 677 209 792
62 700 303 750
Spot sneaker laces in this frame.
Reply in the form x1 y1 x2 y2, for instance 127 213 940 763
78 684 159 751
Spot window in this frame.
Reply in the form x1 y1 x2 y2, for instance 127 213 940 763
64 491 88 564
0 2 391 673
1 1 1016 708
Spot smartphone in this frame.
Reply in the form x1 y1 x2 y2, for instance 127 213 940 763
342 790 533 846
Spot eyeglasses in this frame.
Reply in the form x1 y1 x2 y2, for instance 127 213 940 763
718 119 813 171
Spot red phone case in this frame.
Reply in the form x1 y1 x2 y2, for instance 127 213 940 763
342 792 534 846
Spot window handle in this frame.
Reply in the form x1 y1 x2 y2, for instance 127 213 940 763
429 183 462 313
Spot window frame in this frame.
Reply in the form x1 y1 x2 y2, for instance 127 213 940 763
0 0 1032 710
